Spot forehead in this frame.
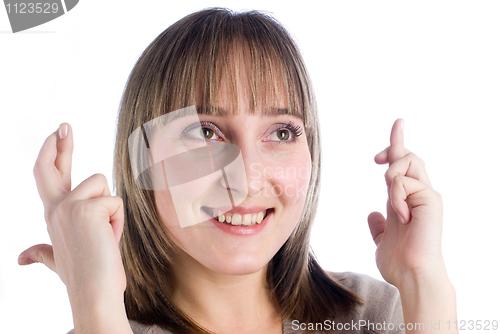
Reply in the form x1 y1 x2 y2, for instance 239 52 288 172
188 38 304 118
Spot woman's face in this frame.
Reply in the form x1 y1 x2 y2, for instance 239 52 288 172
151 78 312 276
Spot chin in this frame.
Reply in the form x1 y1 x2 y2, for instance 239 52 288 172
210 261 267 276
203 250 273 276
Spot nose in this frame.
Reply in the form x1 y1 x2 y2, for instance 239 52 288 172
221 140 267 197
244 148 267 197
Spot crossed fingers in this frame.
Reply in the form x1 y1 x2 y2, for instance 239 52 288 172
374 119 433 224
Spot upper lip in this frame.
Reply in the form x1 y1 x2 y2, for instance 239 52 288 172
203 205 270 214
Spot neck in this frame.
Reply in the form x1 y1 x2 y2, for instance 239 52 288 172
171 250 282 334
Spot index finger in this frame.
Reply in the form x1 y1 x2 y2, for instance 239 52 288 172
374 118 409 166
55 123 73 191
387 118 405 165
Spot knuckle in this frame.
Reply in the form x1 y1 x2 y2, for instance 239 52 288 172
33 161 45 180
433 190 443 201
32 163 39 177
89 173 109 191
73 200 102 221
407 152 427 168
91 173 107 183
72 200 89 217
384 169 391 183
114 196 124 206
43 207 53 223
407 152 418 161
407 152 424 166
45 202 64 226
392 174 404 185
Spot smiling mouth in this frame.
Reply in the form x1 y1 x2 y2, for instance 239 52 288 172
201 207 271 226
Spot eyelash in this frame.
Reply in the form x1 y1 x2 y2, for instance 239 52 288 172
181 121 224 142
268 122 303 144
181 121 303 143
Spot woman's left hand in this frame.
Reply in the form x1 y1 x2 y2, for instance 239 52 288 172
367 118 446 288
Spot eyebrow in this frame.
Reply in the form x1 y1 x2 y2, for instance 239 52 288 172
196 106 303 120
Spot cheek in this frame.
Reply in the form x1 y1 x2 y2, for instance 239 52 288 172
154 175 219 229
154 189 198 255
154 189 181 228
263 156 312 205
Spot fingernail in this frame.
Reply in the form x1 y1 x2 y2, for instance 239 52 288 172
18 257 34 265
59 123 68 139
397 213 405 224
400 119 404 131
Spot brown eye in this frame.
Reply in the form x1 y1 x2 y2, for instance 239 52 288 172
276 129 290 141
201 127 214 139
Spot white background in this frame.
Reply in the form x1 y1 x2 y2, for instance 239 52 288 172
1 1 499 333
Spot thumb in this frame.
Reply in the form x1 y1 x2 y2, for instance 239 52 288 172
18 244 56 272
367 211 386 246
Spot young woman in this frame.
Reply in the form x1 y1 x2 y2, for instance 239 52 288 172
18 8 457 334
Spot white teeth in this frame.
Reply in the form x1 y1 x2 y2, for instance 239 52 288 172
257 211 264 224
242 214 252 225
232 213 242 225
205 208 269 226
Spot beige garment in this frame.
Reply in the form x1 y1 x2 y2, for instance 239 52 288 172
67 271 405 334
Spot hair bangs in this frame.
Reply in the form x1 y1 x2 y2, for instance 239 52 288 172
150 10 305 121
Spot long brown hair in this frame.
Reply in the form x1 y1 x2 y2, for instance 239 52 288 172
113 8 362 333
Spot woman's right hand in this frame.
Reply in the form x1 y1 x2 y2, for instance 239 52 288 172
18 124 131 333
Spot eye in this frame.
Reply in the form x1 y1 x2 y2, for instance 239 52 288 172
271 129 291 141
265 122 303 143
182 122 223 142
200 127 216 140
